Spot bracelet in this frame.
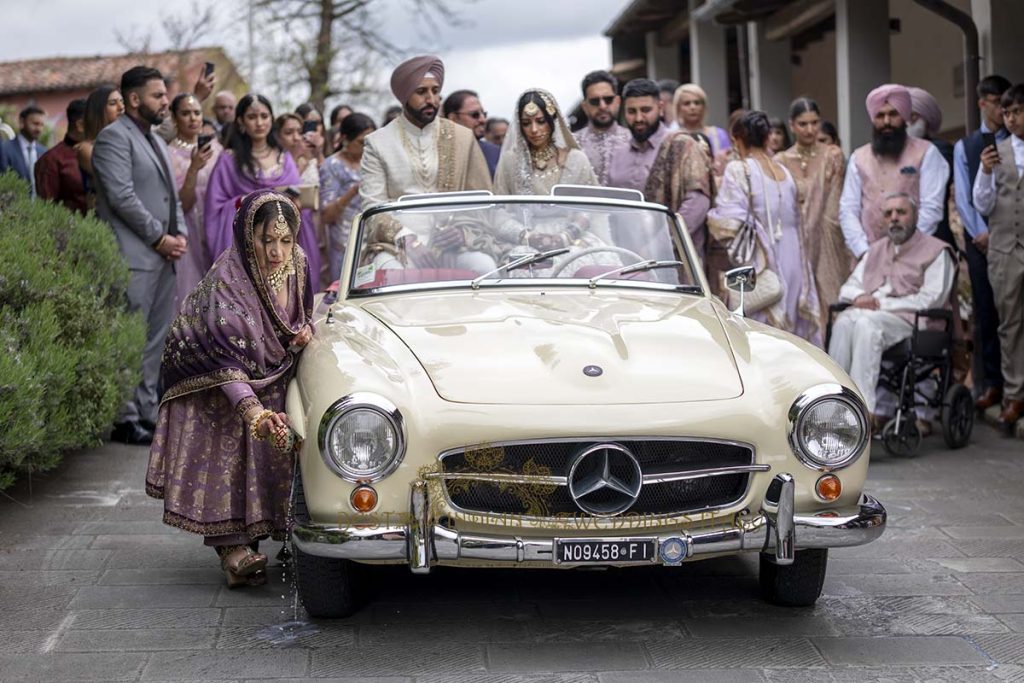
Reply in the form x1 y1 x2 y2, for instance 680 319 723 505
235 396 262 422
248 409 275 441
153 234 167 250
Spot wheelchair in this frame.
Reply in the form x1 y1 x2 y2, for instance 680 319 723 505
826 304 974 457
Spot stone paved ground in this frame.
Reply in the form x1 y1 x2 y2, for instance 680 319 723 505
1 424 1023 682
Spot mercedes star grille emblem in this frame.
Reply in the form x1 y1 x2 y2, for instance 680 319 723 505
583 365 603 377
568 443 643 517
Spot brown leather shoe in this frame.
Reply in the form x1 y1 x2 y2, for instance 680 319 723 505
997 399 1024 434
975 386 1003 411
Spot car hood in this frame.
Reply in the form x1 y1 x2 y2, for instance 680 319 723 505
361 290 743 405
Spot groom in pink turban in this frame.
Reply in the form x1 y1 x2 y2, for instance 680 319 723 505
838 83 951 258
358 55 494 271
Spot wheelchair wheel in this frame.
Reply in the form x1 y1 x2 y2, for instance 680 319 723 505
882 416 921 457
941 384 974 449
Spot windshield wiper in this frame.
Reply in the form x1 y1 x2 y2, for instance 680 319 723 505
470 247 570 289
587 259 688 288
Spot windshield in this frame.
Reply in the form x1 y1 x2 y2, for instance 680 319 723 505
348 199 702 294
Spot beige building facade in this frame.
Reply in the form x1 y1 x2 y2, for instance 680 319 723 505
605 0 1024 155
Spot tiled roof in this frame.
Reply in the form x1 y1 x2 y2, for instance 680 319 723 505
0 47 228 96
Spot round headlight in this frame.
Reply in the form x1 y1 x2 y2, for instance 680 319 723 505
319 394 405 482
788 385 867 470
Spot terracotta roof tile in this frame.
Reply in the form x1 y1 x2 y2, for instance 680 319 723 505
0 48 229 96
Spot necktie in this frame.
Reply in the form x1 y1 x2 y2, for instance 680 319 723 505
144 131 179 236
26 142 37 198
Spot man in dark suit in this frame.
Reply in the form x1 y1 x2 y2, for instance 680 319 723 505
92 66 188 445
953 74 1012 412
0 105 48 197
443 89 501 178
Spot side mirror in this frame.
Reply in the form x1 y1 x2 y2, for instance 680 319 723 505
725 265 757 317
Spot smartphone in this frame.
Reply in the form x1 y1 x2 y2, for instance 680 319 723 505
204 61 215 77
196 133 213 149
301 119 319 135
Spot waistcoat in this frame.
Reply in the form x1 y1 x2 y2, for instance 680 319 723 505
852 136 931 243
987 136 1024 254
861 228 951 324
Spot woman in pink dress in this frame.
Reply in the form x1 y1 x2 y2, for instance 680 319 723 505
204 94 321 287
168 93 222 303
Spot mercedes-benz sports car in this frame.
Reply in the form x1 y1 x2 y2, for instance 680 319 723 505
286 188 886 617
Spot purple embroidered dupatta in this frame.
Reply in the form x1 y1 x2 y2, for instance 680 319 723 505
161 191 313 403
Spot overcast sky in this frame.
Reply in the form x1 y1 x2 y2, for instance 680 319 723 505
1 0 631 122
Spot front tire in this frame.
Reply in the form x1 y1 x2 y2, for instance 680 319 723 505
759 548 828 606
291 471 360 618
294 543 359 618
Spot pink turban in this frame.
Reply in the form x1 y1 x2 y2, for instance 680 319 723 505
908 86 942 136
390 55 445 105
865 84 912 123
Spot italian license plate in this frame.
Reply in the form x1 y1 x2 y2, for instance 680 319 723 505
554 539 656 565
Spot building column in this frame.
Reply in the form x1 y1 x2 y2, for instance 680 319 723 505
835 0 890 155
747 21 792 120
972 0 1024 83
645 32 681 82
688 0 729 127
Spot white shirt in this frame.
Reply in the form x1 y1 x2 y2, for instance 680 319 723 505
971 134 1024 216
839 248 954 313
838 143 950 258
18 133 38 197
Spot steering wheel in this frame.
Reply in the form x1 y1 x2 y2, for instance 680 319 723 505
548 245 647 277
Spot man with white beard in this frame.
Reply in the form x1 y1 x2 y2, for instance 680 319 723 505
828 192 954 430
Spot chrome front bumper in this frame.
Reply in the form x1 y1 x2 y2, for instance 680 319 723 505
292 474 886 571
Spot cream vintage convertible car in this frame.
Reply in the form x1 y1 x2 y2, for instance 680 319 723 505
286 187 886 617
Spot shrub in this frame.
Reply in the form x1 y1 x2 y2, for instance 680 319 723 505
0 172 145 490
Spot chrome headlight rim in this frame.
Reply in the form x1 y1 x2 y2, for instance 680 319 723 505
787 383 868 472
317 393 406 482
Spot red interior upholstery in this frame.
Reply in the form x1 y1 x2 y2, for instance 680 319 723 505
570 265 655 281
368 268 479 288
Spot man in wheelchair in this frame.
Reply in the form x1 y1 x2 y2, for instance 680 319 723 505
827 192 962 451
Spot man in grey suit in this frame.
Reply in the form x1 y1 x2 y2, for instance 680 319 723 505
93 66 188 445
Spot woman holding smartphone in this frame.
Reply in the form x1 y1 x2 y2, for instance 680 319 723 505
169 92 222 302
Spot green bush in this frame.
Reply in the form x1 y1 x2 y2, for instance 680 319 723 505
0 172 145 490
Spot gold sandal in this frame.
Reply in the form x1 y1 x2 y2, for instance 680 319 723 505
220 545 268 588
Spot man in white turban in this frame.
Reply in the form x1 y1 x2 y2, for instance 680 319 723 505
358 55 494 272
838 84 950 259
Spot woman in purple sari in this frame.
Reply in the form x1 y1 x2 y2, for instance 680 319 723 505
707 111 821 345
146 190 314 588
204 93 321 286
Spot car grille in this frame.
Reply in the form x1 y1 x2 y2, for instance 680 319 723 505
438 439 757 519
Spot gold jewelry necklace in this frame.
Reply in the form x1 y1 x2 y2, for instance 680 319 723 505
796 144 816 172
170 137 196 149
398 120 439 189
265 259 295 293
531 144 556 170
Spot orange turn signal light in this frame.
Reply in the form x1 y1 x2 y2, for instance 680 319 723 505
815 474 842 501
350 485 378 512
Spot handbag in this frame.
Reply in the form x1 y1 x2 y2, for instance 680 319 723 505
725 163 758 267
726 161 784 314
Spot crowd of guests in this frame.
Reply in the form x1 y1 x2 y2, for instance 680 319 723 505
3 61 1023 439
2 56 1022 587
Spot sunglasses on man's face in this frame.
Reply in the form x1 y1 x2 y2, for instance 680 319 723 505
458 109 487 120
587 96 616 107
